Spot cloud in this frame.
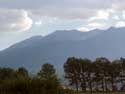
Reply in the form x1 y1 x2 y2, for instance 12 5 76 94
80 8 125 31
0 0 125 33
0 0 114 19
0 9 33 32
88 9 112 22
77 27 90 32
0 0 113 9
115 21 125 27
78 22 109 32
35 21 42 26
31 8 97 19
88 22 106 29
112 0 125 10
0 0 124 20
27 0 113 19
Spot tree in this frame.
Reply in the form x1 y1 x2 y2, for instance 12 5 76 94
37 63 60 94
120 58 125 90
94 57 111 93
0 67 15 81
38 63 56 80
93 61 102 92
109 60 121 91
80 58 91 94
86 61 94 94
16 67 29 79
64 57 81 94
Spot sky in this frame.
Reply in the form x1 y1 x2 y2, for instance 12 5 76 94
0 0 125 50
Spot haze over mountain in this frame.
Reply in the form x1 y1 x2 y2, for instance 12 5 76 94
0 27 125 73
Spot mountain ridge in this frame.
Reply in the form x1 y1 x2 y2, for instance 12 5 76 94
0 27 125 73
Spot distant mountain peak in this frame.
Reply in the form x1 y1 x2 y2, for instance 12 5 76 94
42 29 102 41
108 26 117 31
107 26 125 31
55 29 80 33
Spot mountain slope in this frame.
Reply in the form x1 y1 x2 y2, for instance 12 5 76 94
0 27 125 73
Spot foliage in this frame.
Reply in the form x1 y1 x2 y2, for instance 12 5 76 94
0 57 125 94
64 57 125 94
0 64 60 94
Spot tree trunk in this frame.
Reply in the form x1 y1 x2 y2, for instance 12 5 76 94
96 81 99 92
75 81 79 94
76 86 79 94
121 79 124 91
101 79 105 94
111 78 114 91
81 74 87 94
89 81 93 94
81 82 86 94
105 79 108 94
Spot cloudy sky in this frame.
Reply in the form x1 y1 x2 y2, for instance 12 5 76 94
0 0 125 50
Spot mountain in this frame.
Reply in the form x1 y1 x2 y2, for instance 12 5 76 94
9 36 43 49
41 29 102 42
0 27 125 73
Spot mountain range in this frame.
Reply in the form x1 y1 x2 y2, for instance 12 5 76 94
0 27 125 73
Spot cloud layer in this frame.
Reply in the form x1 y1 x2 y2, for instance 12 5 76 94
0 9 32 32
0 0 123 19
0 0 125 32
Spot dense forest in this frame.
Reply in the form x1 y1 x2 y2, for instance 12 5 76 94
0 57 125 94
